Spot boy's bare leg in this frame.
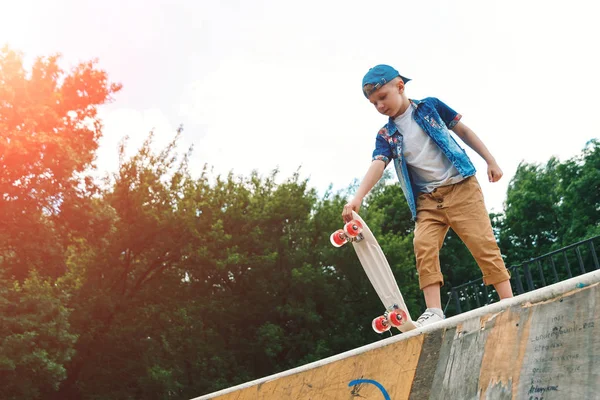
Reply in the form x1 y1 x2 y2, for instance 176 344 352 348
424 280 512 311
494 279 513 300
423 283 442 309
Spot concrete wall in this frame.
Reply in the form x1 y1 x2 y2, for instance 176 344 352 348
192 270 600 400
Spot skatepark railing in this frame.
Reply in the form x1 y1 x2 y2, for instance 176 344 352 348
445 235 600 316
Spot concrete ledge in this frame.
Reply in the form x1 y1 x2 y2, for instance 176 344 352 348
192 269 600 399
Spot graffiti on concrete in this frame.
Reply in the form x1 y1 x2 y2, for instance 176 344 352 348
348 378 391 400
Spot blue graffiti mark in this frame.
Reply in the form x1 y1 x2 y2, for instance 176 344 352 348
348 379 391 400
576 282 588 289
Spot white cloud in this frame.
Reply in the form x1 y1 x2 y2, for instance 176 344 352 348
3 0 599 213
95 107 179 175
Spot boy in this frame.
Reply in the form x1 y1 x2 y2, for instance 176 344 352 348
342 64 513 327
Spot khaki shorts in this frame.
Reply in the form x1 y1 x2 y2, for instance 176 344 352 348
413 176 511 289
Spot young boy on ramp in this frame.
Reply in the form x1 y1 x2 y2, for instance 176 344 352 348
342 64 513 327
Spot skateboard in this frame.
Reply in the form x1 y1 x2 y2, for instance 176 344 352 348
330 211 418 334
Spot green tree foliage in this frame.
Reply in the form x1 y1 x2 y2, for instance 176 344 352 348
51 131 198 399
0 272 77 400
0 47 119 399
498 159 562 261
555 139 600 243
498 139 600 264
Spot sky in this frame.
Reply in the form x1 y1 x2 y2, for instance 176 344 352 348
1 0 599 213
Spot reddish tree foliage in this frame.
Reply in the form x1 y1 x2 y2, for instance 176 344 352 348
0 47 122 280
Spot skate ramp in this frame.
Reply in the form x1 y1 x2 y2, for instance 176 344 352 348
191 270 600 400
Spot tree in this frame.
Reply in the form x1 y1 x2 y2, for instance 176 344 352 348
0 272 77 400
0 46 122 280
498 158 562 263
0 47 120 399
555 139 600 244
498 140 600 264
50 131 197 399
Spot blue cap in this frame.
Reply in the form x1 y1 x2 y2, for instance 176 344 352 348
362 64 411 98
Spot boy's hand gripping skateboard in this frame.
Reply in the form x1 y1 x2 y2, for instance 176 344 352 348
330 211 417 334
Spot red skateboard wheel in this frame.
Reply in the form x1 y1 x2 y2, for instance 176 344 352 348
388 309 408 327
330 229 347 247
372 315 390 333
344 219 363 238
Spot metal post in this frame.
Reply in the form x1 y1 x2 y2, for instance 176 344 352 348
524 263 535 291
589 241 599 270
473 283 481 308
550 256 559 282
512 266 525 295
452 289 462 315
563 252 573 278
483 284 490 304
537 260 547 287
575 247 586 274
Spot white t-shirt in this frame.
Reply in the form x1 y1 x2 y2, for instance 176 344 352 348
393 106 463 193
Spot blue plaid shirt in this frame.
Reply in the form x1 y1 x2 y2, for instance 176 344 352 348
372 97 476 220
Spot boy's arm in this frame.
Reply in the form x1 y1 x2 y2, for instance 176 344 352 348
451 121 503 183
342 160 386 221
